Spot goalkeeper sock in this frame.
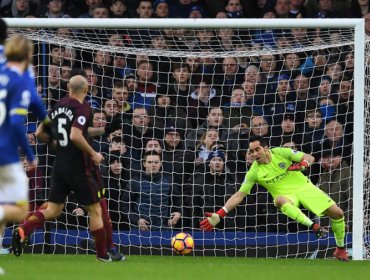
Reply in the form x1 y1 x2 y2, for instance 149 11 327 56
22 210 45 236
280 203 313 227
91 227 107 258
100 199 114 250
331 217 345 248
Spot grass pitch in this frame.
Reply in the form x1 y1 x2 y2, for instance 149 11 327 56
1 254 370 280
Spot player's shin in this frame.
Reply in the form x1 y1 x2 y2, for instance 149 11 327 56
91 227 108 258
21 210 46 236
280 203 313 227
331 217 346 248
100 198 114 250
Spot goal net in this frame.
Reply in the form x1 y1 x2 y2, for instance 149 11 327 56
2 18 367 260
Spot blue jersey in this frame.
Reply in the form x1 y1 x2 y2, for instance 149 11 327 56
0 65 35 165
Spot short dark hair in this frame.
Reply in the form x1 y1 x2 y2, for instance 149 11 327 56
172 62 190 73
143 150 161 161
70 68 87 79
249 135 268 147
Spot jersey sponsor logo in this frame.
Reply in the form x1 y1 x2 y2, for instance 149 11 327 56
292 150 298 154
278 162 286 169
77 116 86 125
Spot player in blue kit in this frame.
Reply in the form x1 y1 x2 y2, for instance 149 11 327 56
0 35 39 239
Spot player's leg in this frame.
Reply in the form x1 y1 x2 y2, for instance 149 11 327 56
0 163 29 224
323 204 348 261
13 202 64 256
100 197 126 261
84 202 110 261
72 174 110 261
274 195 315 227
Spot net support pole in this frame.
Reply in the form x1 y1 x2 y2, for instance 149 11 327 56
352 19 366 261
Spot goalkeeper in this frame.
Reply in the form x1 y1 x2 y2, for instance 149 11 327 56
200 135 349 261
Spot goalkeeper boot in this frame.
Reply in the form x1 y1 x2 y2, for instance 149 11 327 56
108 247 126 262
12 227 26 257
333 247 349 261
312 223 328 239
96 254 112 262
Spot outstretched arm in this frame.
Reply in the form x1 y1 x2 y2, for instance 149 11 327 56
200 191 247 231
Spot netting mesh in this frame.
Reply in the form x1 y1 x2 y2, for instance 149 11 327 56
2 25 367 258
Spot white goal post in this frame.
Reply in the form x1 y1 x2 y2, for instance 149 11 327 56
3 18 366 260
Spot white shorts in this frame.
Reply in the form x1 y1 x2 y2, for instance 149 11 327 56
0 163 28 205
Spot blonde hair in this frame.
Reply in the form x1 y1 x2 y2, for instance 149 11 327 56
196 128 219 150
5 34 33 63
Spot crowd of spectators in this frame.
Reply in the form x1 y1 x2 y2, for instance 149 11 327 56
17 0 361 233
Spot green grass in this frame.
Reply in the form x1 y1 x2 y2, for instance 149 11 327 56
1 254 370 280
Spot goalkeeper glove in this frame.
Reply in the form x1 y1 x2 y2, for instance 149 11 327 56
104 117 122 135
199 207 227 231
287 159 309 171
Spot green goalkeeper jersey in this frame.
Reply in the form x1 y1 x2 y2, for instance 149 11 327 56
239 147 313 198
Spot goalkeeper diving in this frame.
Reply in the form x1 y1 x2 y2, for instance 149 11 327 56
200 135 349 261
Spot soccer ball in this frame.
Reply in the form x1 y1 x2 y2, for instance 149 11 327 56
171 232 194 255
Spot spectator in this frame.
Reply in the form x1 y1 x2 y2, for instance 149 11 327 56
223 86 252 134
79 0 102 17
271 113 302 148
274 0 290 18
84 67 107 109
147 92 189 134
264 74 300 126
259 54 279 95
111 80 132 118
225 0 243 18
49 44 65 66
167 62 193 107
247 115 272 146
343 51 354 80
103 99 119 122
187 77 221 128
186 107 231 150
0 0 32 17
314 119 352 165
132 60 157 109
336 79 354 143
63 46 77 68
47 63 68 108
301 108 325 153
219 57 244 105
194 128 219 167
313 0 345 18
123 107 162 163
188 150 236 229
318 148 352 229
92 50 113 89
121 151 182 230
290 0 307 18
364 12 370 36
60 62 71 82
103 151 129 230
318 96 337 122
136 0 153 18
169 0 192 18
188 5 205 18
326 62 343 92
91 110 109 154
153 0 169 18
110 0 129 18
42 0 70 18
